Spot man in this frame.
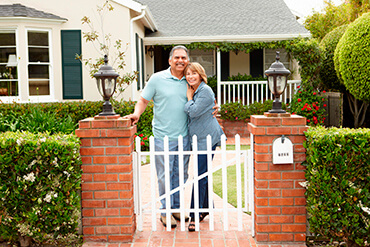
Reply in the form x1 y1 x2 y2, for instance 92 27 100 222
126 46 191 228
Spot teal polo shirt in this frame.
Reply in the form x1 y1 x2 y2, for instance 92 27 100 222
141 67 188 140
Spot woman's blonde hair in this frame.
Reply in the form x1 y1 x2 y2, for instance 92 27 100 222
184 62 208 83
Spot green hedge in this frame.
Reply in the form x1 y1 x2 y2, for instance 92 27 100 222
220 100 286 121
0 131 83 246
0 100 153 134
304 126 370 246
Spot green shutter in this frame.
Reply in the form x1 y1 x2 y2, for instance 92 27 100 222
61 30 83 99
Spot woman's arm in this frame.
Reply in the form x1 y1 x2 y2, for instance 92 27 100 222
184 87 214 118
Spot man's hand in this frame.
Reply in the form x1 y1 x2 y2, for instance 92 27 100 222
123 97 150 126
124 113 140 125
212 100 219 117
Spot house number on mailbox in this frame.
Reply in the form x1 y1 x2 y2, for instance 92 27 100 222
272 135 293 164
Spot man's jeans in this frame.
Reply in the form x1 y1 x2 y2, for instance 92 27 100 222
154 136 190 216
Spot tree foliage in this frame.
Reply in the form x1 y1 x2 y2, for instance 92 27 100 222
304 0 370 41
319 24 348 91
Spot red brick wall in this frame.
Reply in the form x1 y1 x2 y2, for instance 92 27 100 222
248 114 308 244
75 115 136 243
217 117 250 138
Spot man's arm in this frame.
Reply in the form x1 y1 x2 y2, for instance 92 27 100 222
124 96 150 125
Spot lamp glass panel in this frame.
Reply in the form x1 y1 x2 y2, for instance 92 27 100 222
268 76 275 94
96 78 103 97
276 75 287 94
103 78 114 97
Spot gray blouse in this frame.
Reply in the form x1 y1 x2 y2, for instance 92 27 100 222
184 81 225 150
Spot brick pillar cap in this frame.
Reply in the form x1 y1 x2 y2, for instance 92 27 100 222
264 112 291 118
94 114 120 120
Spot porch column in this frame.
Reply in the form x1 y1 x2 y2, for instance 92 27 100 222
248 113 308 245
75 115 136 243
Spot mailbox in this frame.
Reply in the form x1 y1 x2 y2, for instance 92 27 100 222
272 135 293 164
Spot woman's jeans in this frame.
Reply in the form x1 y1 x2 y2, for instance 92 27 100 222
154 136 190 216
190 144 217 219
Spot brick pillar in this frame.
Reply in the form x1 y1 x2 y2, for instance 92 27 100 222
248 113 308 244
75 115 136 243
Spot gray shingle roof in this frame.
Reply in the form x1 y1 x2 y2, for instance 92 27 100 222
0 3 67 20
137 0 309 39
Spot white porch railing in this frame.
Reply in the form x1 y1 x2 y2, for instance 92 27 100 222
133 134 254 234
216 79 301 106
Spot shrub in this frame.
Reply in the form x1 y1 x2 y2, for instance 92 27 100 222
334 12 370 102
219 100 285 121
288 85 326 126
0 131 83 246
304 126 370 246
319 24 348 92
0 100 154 136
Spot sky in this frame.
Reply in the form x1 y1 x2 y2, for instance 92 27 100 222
283 0 345 22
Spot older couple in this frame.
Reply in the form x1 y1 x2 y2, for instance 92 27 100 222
126 45 224 231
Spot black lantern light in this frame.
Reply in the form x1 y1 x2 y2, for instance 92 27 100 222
265 51 291 113
94 55 119 116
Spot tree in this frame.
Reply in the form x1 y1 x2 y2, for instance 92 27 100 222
334 12 370 128
304 0 370 41
76 1 137 99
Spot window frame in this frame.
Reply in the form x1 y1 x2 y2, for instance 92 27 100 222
26 28 54 101
0 28 20 101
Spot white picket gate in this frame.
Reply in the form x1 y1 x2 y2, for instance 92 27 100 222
133 134 255 235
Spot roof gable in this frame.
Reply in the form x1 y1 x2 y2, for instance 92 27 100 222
0 3 67 20
138 0 309 43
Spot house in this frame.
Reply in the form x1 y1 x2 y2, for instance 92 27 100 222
0 0 309 103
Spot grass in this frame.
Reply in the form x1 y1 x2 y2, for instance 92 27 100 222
213 145 250 209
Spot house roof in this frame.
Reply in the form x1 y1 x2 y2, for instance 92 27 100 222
136 0 310 45
0 3 67 21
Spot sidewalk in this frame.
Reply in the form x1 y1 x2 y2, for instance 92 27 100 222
83 137 255 247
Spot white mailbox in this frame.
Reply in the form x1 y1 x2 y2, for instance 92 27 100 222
273 135 293 164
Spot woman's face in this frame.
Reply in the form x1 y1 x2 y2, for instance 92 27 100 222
186 69 201 87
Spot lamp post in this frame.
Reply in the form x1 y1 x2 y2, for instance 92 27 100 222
94 55 119 116
265 51 291 113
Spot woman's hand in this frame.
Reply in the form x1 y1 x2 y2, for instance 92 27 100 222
187 84 195 101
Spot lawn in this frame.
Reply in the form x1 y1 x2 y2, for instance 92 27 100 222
213 145 250 210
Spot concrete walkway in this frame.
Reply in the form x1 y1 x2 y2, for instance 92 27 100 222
83 137 256 247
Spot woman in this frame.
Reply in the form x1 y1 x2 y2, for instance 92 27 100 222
184 62 225 231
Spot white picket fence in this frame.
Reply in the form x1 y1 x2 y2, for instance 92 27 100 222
133 134 254 234
217 79 301 106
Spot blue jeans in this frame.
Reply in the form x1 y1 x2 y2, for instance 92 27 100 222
190 144 217 219
154 136 190 215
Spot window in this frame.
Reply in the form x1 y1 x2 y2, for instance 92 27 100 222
189 49 215 76
264 48 291 72
0 30 18 97
27 30 51 96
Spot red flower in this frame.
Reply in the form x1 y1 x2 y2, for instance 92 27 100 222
298 98 302 102
143 137 148 140
297 85 300 88
323 90 326 93
299 91 302 93
139 133 144 137
307 119 310 123
225 110 227 113
235 117 238 120
134 135 137 138
323 104 327 107
141 141 145 146
313 92 316 95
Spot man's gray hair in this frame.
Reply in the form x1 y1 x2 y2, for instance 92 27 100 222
169 45 189 59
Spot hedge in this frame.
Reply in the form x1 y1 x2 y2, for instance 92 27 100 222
0 100 153 134
303 126 370 246
0 131 83 246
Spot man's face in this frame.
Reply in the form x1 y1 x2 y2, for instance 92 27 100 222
168 49 189 75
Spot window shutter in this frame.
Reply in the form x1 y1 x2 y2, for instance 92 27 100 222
140 37 145 89
136 33 141 90
61 30 83 99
